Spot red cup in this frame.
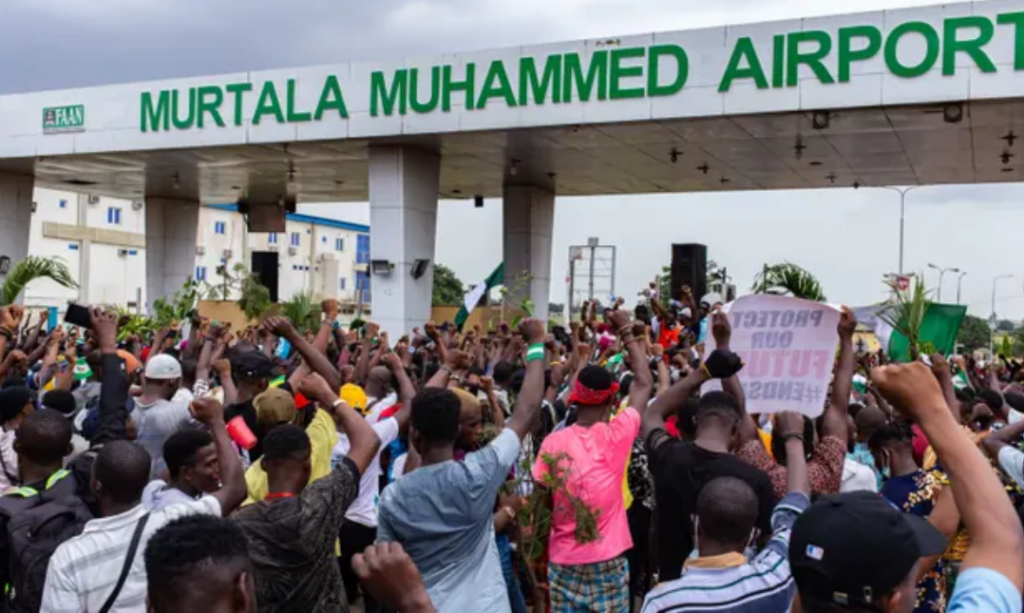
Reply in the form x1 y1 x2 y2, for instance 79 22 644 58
226 415 257 450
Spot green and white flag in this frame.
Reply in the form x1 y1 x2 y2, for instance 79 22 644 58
851 303 967 363
455 263 504 330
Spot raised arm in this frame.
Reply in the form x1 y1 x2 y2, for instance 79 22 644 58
264 316 341 391
300 373 380 474
191 397 247 514
775 411 810 497
506 319 547 440
0 306 24 362
607 310 652 412
381 350 416 432
820 308 855 442
90 308 130 446
354 322 377 385
147 326 171 364
874 362 1024 593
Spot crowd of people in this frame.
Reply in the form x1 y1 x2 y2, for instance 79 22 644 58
0 288 1018 612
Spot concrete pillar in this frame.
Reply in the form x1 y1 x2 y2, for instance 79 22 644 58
145 197 199 311
503 185 554 322
0 173 35 300
368 146 440 334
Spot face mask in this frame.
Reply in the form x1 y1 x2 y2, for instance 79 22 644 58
689 516 760 561
879 450 892 479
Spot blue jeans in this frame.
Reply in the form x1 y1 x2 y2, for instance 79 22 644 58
496 532 529 613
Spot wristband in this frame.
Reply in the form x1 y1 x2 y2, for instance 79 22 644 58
526 343 545 362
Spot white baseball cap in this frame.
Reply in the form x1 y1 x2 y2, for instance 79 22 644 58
145 354 182 380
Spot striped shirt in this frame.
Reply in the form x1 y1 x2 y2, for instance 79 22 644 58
641 493 809 613
41 497 221 613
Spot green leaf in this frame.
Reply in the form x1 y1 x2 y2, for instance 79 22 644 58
1 256 78 304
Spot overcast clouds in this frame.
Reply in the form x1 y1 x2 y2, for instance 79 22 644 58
4 0 1024 320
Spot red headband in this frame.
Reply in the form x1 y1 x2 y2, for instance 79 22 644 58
569 378 619 406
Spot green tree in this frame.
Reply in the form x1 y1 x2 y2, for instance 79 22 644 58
997 319 1017 333
432 264 465 306
958 315 991 353
752 263 826 301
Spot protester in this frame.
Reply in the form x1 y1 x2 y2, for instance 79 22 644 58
792 362 1024 612
376 319 547 612
133 353 195 478
642 410 810 612
532 309 653 611
335 351 412 611
643 312 775 582
41 397 246 612
231 372 379 612
142 429 219 511
0 386 34 491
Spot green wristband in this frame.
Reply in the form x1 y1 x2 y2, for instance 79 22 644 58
526 344 545 362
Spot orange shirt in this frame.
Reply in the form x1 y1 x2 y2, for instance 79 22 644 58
658 323 681 349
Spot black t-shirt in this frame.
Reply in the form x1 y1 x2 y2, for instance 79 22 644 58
645 428 777 581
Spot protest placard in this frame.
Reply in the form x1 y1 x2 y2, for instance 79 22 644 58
705 294 841 417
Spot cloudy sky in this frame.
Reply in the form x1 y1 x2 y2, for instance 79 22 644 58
4 0 1024 320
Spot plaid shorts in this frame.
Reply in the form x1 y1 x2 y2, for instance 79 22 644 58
548 556 629 613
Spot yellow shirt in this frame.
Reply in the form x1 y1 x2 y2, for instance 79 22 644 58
243 408 339 505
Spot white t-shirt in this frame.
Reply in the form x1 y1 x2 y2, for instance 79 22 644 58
331 417 400 527
366 392 398 423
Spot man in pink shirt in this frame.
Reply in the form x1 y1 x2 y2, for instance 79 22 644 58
533 310 653 612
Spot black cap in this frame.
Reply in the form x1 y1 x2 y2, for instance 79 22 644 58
790 491 947 608
232 351 274 379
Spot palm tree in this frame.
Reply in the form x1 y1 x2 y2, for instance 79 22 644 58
752 263 827 302
1 256 78 305
280 291 318 334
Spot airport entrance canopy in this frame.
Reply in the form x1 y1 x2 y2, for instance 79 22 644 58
2 1 1024 332
3 1 1024 202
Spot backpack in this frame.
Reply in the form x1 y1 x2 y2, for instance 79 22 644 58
0 470 93 613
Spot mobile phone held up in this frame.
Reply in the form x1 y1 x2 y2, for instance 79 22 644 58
64 303 91 328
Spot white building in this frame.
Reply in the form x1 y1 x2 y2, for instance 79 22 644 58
26 188 370 312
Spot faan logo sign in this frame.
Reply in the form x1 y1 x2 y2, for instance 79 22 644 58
43 105 86 134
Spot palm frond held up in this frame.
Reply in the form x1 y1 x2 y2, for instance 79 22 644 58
752 263 827 302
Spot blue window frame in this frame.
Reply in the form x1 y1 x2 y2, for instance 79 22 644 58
106 207 122 225
268 232 277 245
356 235 370 264
335 238 344 251
58 199 67 209
195 266 207 281
290 232 300 247
214 221 226 235
68 243 78 251
356 271 371 303
339 277 346 290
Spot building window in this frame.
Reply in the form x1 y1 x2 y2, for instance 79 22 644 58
335 238 344 252
322 236 327 244
106 207 122 225
339 277 346 290
290 232 300 247
356 271 371 304
59 199 67 209
268 232 277 244
195 266 207 281
356 235 370 264
214 221 226 235
68 243 78 251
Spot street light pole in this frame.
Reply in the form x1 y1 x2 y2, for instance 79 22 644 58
928 263 960 303
992 274 1014 355
871 186 922 275
956 271 967 304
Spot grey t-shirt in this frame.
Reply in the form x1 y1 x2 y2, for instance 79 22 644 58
377 429 521 613
132 397 195 478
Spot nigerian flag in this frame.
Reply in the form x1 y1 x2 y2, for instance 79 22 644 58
851 303 967 363
455 263 505 330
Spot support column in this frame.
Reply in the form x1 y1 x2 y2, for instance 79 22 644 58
0 173 34 300
145 197 199 312
503 185 554 322
368 146 440 335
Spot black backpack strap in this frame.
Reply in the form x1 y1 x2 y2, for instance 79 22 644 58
98 513 150 613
